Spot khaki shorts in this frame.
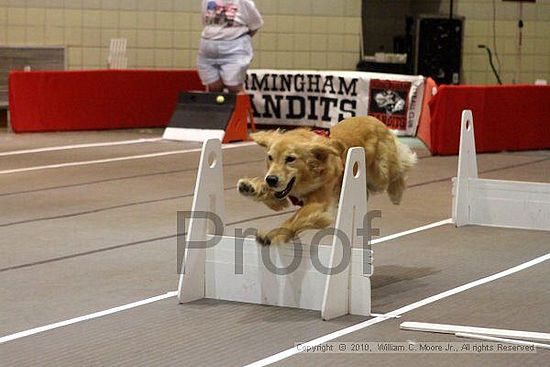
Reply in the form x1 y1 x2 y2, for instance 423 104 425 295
197 35 253 87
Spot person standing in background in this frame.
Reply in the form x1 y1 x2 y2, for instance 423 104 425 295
197 0 263 93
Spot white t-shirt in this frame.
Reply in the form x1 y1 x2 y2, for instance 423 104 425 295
201 0 264 40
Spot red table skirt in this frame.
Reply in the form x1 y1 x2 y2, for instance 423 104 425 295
9 69 204 132
420 84 550 155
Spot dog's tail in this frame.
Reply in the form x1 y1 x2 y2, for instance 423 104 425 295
394 137 417 171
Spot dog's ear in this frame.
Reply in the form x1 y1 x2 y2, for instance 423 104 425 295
250 130 280 149
309 143 340 162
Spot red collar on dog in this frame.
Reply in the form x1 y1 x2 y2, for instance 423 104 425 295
313 129 330 138
288 196 304 207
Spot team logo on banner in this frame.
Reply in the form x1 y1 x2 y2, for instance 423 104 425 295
368 79 411 131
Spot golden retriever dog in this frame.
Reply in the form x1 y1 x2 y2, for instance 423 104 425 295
238 116 417 245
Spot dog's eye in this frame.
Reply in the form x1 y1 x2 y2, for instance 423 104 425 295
285 156 296 163
268 155 273 161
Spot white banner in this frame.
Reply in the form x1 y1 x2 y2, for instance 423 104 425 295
245 69 425 136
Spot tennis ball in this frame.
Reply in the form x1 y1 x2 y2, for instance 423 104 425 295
216 95 225 104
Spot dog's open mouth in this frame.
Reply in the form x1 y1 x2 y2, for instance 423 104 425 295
274 177 295 199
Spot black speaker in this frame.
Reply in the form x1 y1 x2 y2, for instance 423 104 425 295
415 17 463 85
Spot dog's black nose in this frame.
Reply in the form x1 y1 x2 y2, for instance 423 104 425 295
265 175 278 187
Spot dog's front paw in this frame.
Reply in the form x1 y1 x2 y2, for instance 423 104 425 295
255 228 295 246
255 230 272 246
238 179 256 197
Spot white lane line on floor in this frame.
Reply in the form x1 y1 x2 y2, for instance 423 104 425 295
0 138 163 157
371 218 452 244
244 252 550 367
0 141 256 175
0 291 177 344
0 219 450 344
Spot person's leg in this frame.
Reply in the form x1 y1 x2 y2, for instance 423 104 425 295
226 83 244 93
197 38 223 90
206 79 225 92
219 36 253 94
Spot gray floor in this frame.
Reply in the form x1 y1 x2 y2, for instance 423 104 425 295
0 128 549 366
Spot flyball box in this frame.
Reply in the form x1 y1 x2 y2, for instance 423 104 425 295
163 91 252 143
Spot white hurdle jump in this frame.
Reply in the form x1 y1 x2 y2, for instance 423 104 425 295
452 110 550 231
178 139 373 320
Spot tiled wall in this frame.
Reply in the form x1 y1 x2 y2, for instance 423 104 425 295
457 0 550 84
0 0 362 71
0 0 548 84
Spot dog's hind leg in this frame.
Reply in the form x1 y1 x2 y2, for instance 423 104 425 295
238 177 290 211
387 175 406 205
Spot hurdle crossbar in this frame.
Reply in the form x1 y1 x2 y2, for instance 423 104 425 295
455 332 550 350
177 139 373 320
401 321 550 343
452 110 550 231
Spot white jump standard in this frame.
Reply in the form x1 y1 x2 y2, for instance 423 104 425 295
177 139 374 320
452 109 550 231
